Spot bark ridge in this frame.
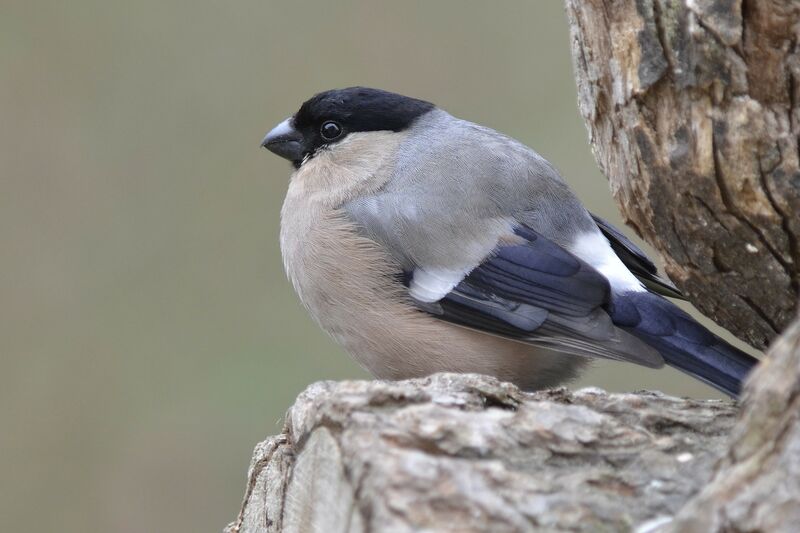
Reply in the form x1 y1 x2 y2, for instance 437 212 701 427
566 0 800 348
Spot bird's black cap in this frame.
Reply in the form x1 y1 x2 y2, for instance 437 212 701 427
262 87 434 167
293 87 435 134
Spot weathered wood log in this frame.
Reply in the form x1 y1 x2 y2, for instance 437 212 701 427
226 310 800 533
225 375 739 533
566 0 800 349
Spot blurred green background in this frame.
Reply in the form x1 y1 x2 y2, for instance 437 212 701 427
1 1 747 531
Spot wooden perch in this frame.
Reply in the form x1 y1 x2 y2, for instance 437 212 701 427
226 375 737 532
226 313 800 532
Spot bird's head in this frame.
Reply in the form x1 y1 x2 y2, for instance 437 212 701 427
261 87 434 168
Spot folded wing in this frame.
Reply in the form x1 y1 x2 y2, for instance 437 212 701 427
410 225 664 368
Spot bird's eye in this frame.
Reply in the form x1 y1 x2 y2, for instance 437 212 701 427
320 121 343 141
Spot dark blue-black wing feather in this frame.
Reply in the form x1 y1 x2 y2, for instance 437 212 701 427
607 291 758 396
466 225 609 317
409 226 663 368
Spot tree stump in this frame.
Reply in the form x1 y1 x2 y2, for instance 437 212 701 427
566 0 800 348
225 374 739 533
226 314 800 532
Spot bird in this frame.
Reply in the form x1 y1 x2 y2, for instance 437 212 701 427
261 86 758 397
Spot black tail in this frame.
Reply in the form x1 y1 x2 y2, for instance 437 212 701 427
607 291 759 397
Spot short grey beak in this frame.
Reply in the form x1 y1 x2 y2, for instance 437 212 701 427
261 117 304 162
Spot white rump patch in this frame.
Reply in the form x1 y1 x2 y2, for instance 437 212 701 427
409 268 468 303
570 232 645 293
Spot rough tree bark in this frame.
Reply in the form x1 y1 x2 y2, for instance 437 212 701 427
226 374 740 533
225 2 800 531
225 313 800 532
566 0 800 349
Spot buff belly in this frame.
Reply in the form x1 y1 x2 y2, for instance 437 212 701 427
280 196 586 391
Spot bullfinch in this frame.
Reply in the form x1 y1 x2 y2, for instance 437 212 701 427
261 87 758 397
